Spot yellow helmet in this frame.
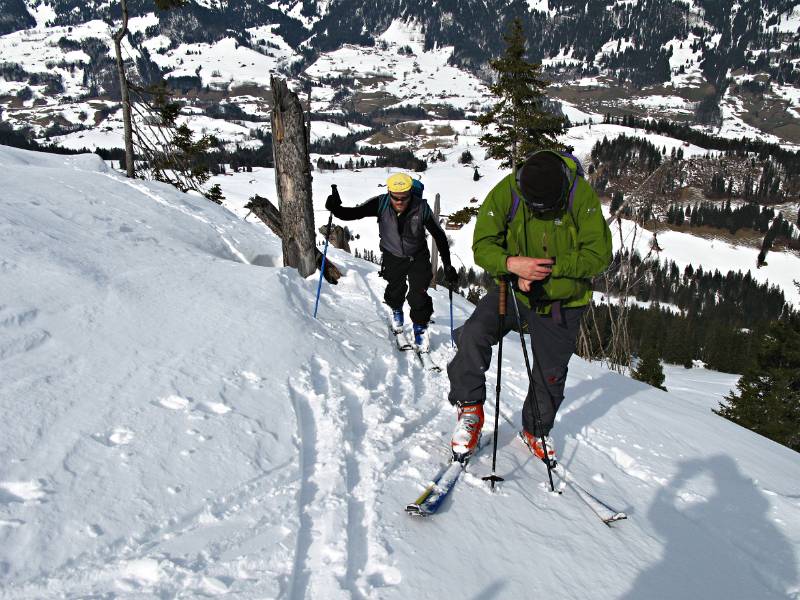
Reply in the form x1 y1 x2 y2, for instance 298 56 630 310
387 173 413 193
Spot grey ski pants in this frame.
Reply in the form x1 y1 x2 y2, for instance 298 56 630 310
446 286 586 437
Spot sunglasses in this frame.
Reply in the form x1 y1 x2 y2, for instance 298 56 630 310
390 193 411 202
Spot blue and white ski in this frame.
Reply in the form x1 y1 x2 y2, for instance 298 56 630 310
405 434 492 517
405 460 464 516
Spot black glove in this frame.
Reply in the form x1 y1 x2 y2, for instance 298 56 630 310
325 194 341 212
444 265 459 286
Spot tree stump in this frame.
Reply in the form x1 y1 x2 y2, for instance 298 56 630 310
319 224 351 253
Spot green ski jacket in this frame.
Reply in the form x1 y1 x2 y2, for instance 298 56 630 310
472 153 613 312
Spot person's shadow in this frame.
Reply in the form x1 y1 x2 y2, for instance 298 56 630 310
620 455 798 599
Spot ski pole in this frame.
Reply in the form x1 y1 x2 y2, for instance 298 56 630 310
506 277 556 493
313 184 337 319
482 283 506 490
449 287 454 348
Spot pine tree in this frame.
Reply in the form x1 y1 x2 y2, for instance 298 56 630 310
715 317 800 452
632 346 667 391
205 183 224 205
476 17 565 170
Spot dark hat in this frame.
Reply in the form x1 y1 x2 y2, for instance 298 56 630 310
516 151 569 212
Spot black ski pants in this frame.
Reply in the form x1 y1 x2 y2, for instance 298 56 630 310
381 250 433 325
447 286 585 437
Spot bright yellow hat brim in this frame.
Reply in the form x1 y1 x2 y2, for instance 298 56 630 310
387 173 413 193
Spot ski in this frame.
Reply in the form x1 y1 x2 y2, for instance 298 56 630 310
390 323 413 351
390 321 441 371
413 347 441 372
551 463 627 526
405 434 492 517
517 432 627 526
405 460 464 517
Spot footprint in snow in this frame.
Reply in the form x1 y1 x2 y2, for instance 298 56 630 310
0 518 25 528
0 480 51 505
92 427 134 447
193 401 231 416
157 394 191 411
238 370 264 387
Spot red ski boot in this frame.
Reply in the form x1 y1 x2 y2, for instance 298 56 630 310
451 404 484 461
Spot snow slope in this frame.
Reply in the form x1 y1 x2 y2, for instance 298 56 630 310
1 145 799 599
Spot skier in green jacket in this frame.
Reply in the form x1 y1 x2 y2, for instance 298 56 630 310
447 150 613 462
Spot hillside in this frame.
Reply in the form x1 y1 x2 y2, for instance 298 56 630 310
0 145 798 599
1 1 799 148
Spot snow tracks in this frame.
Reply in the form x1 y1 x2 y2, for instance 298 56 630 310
284 269 448 598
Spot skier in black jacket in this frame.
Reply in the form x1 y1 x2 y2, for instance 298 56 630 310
325 173 458 351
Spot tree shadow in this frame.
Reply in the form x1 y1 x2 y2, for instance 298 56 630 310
620 455 798 599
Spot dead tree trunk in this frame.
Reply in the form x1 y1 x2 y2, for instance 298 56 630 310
113 0 135 178
271 76 316 277
245 195 341 284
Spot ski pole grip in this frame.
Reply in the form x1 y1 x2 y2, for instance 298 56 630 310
331 184 340 202
498 279 507 316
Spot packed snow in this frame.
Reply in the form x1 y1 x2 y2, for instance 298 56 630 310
1 144 798 599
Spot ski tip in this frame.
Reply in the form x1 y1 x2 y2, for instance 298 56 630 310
603 512 628 525
405 504 431 517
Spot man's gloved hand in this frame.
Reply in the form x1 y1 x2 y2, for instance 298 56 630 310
325 194 342 212
444 265 459 286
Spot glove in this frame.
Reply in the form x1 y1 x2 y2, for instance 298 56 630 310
325 194 342 212
444 265 459 286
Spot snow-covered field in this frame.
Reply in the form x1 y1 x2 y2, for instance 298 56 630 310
1 145 798 599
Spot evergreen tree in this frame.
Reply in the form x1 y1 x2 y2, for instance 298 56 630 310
632 346 667 391
205 183 224 205
715 317 800 452
476 17 564 170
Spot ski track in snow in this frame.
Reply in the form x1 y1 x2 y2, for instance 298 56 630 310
279 265 459 599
